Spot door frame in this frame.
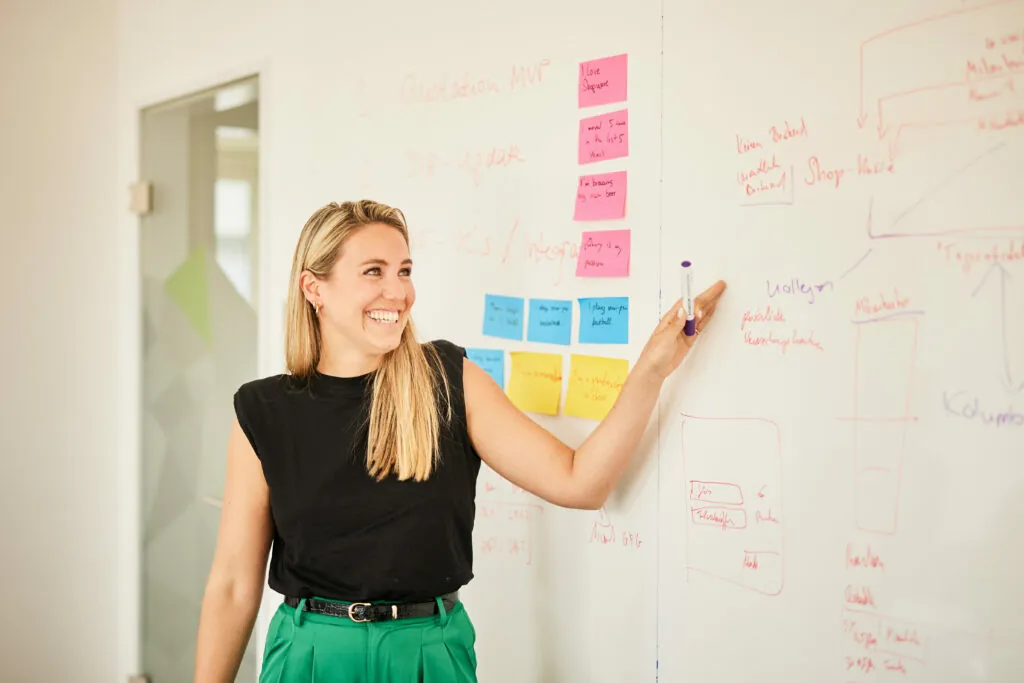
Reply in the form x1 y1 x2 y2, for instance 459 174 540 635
116 58 275 682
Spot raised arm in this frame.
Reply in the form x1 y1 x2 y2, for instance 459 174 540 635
464 281 726 509
194 419 274 683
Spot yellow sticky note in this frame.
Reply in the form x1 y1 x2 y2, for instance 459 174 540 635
564 354 629 421
507 352 563 415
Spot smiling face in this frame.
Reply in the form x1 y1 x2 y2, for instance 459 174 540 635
305 222 416 369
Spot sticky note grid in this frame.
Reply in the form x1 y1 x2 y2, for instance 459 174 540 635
470 53 635 421
478 292 630 419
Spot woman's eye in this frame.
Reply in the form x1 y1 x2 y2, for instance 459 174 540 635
363 266 411 276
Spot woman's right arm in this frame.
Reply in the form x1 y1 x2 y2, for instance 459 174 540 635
194 418 274 683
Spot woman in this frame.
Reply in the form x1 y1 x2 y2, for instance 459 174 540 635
193 199 726 683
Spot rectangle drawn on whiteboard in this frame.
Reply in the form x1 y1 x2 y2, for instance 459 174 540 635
854 316 916 418
689 480 744 506
574 171 627 221
854 422 905 534
578 109 628 164
738 164 794 207
578 53 627 108
681 414 783 596
840 608 928 673
850 316 917 535
691 506 748 530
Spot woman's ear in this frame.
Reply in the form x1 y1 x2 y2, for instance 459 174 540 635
299 270 320 307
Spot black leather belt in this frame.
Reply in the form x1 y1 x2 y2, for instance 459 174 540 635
285 592 459 623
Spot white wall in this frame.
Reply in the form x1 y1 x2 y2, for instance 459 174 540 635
0 1 120 682
115 1 280 679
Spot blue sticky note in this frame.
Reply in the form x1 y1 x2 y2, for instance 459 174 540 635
527 298 573 345
483 294 524 340
578 297 629 344
466 348 505 389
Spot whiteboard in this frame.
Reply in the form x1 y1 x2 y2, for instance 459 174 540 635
278 0 1024 680
659 1 1023 681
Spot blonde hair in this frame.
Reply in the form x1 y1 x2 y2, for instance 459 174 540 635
285 200 451 481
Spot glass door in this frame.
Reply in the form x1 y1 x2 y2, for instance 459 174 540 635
138 75 260 682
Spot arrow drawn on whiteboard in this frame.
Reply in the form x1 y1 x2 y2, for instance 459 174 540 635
971 262 1024 393
890 142 1006 229
840 249 873 280
757 485 767 498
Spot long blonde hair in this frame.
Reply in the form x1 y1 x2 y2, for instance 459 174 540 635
285 200 451 482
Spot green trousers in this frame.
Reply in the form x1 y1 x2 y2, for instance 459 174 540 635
259 597 478 683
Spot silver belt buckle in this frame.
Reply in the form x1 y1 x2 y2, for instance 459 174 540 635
347 602 371 622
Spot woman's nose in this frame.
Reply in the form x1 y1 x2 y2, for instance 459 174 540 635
381 277 404 300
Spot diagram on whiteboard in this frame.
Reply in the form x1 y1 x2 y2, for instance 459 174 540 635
856 0 1024 240
846 314 920 535
680 415 784 596
732 1 1024 246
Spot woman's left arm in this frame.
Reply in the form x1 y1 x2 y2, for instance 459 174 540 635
463 280 726 509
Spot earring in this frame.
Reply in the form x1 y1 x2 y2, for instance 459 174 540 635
313 301 321 315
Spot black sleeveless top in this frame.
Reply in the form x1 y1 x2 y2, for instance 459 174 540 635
232 339 482 603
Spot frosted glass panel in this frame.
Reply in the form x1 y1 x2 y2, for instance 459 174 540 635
139 75 259 683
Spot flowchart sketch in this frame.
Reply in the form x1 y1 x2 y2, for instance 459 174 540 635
681 415 784 596
858 2 1024 239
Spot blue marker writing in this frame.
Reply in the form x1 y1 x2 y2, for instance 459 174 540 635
681 260 695 336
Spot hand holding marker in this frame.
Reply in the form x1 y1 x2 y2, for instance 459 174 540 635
637 260 724 379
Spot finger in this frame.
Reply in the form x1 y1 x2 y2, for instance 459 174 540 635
692 282 725 332
694 280 727 309
656 297 686 332
696 301 720 333
696 297 718 323
696 309 712 334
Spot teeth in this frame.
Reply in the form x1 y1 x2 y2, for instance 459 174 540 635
367 310 400 324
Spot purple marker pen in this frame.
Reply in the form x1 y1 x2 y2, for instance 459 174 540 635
681 260 695 336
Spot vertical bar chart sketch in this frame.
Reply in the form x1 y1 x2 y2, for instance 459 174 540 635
850 316 918 535
681 415 784 596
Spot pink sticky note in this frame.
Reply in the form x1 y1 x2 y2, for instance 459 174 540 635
574 171 627 221
578 109 629 165
576 229 631 277
579 54 628 108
